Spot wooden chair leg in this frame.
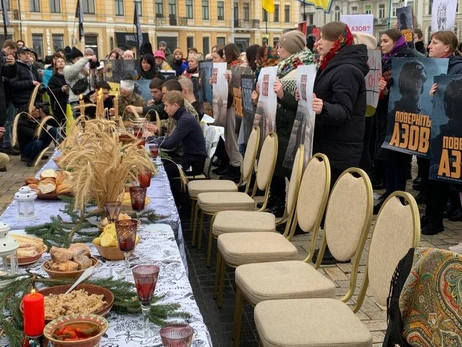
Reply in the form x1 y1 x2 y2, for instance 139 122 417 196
206 215 216 267
197 210 204 250
233 287 245 346
191 202 199 247
217 256 226 308
213 251 222 300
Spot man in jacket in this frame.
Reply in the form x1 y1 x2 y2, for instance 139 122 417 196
116 80 145 120
0 40 18 156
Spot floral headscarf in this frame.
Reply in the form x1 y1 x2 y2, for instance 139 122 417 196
277 48 314 94
320 26 354 70
255 46 279 81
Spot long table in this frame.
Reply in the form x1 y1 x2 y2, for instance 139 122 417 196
0 152 212 347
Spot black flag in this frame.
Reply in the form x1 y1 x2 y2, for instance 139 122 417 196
134 4 143 53
1 0 9 39
75 0 84 42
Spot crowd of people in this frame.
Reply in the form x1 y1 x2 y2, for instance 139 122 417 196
1 20 462 258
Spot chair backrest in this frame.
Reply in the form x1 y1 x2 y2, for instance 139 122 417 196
354 191 421 311
283 145 305 227
289 154 330 253
253 132 278 209
317 168 373 302
241 126 260 191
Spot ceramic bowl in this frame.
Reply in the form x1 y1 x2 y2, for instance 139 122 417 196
42 257 98 279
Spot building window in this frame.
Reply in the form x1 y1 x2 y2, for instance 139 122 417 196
186 0 193 19
115 0 124 15
30 0 40 12
428 0 433 15
364 4 371 14
234 3 238 20
334 5 340 21
155 0 163 17
168 0 176 15
82 0 95 14
52 34 64 51
351 6 357 14
32 34 43 57
273 4 279 22
308 13 314 25
187 36 194 49
202 0 209 19
262 9 268 21
135 0 142 16
50 0 60 12
217 37 226 46
244 3 249 20
392 4 398 17
203 36 210 54
284 5 290 22
378 4 385 18
217 1 224 20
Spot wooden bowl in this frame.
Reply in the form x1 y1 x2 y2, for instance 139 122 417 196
42 257 98 279
18 244 47 266
43 313 108 347
92 239 139 261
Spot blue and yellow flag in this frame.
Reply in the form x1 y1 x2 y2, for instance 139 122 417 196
298 0 333 14
262 0 274 14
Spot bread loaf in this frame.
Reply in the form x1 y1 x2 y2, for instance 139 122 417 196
25 177 39 185
56 183 72 195
74 254 92 269
55 171 65 186
50 246 74 263
50 260 79 272
69 243 91 257
27 183 39 190
40 169 57 180
38 179 57 194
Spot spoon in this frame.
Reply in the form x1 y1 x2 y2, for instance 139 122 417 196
65 266 95 294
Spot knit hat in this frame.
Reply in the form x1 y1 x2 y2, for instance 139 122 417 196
159 41 167 47
120 80 135 92
279 30 306 55
71 47 83 60
154 50 166 60
353 33 378 50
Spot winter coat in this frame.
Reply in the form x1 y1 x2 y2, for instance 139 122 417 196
171 59 186 76
47 73 68 125
17 115 38 152
9 60 41 108
447 55 462 75
0 50 17 126
275 91 297 177
313 44 370 171
63 57 90 103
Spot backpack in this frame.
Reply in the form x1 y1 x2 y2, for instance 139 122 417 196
70 77 88 95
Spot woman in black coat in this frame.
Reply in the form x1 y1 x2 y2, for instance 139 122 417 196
47 56 68 125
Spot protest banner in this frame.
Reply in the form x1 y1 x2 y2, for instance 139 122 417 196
211 62 228 126
382 58 448 158
104 59 140 82
340 14 374 35
429 75 462 183
432 0 458 31
135 80 151 103
232 66 252 118
396 6 414 43
199 60 213 116
283 65 317 168
366 50 382 116
240 74 256 145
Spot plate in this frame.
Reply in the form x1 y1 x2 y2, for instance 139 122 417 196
21 283 114 323
42 257 99 279
37 193 60 200
18 244 48 266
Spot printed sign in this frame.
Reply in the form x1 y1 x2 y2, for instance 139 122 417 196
366 50 382 116
396 6 414 43
212 62 228 126
254 66 278 146
340 14 374 35
432 0 458 31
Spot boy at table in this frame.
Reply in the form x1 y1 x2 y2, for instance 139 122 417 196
150 91 206 179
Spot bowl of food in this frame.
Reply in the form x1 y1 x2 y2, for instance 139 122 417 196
92 222 140 261
43 313 108 347
43 257 98 279
10 233 48 266
21 283 114 323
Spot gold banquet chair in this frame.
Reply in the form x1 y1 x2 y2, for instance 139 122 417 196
253 191 421 347
187 126 260 247
211 145 305 246
196 132 278 267
231 166 373 345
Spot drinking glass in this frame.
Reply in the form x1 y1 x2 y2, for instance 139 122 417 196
132 264 160 338
148 144 161 165
160 323 194 347
138 170 152 188
115 219 138 279
129 186 147 230
103 201 122 224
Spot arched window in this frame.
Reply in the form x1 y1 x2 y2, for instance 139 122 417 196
334 5 340 21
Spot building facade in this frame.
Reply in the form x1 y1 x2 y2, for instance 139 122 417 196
300 0 462 42
1 0 300 58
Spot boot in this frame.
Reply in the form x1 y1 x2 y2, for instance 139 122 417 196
421 221 444 235
449 208 462 221
312 246 349 265
212 161 229 175
373 193 389 215
412 176 422 190
267 197 285 218
220 165 240 183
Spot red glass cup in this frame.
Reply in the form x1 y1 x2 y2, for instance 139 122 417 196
138 171 152 188
160 323 194 347
149 144 159 159
129 186 147 211
115 219 138 279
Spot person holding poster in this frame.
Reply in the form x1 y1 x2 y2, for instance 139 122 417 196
311 22 369 263
374 29 420 213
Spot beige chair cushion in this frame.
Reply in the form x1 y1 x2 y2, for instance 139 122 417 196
197 192 255 213
217 232 299 266
188 180 238 198
255 299 373 347
236 261 335 305
212 211 276 237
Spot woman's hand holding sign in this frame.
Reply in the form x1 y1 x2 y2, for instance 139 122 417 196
312 93 323 115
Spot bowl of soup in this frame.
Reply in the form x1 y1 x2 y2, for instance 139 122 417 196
43 313 108 347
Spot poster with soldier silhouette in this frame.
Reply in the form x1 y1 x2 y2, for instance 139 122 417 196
253 66 278 147
232 65 252 118
429 75 462 183
240 74 256 145
199 60 213 116
396 6 414 43
283 65 317 169
104 59 140 82
432 0 458 31
382 58 448 158
211 62 228 126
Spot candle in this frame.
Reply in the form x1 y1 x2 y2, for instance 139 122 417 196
114 92 119 120
22 289 45 337
79 94 85 117
97 88 103 118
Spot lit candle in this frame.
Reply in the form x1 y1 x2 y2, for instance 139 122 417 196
79 94 85 117
22 289 45 337
114 92 119 120
97 88 103 118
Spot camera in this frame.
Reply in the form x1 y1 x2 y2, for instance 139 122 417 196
35 101 50 115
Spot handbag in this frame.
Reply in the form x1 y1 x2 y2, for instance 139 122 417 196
70 77 88 95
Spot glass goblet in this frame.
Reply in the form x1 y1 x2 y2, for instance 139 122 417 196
115 219 138 279
138 170 152 188
132 264 160 338
129 186 147 218
160 323 194 347
103 201 122 224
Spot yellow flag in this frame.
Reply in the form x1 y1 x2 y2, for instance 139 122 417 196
300 0 333 13
262 0 274 14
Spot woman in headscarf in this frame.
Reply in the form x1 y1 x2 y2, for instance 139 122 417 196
374 28 419 213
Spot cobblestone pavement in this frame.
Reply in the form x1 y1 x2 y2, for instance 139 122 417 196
1 153 460 346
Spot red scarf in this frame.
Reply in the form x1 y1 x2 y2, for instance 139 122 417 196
320 26 354 70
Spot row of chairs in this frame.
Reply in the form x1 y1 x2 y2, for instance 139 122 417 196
186 127 421 346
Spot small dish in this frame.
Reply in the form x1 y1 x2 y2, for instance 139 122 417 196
18 243 48 266
42 257 98 279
